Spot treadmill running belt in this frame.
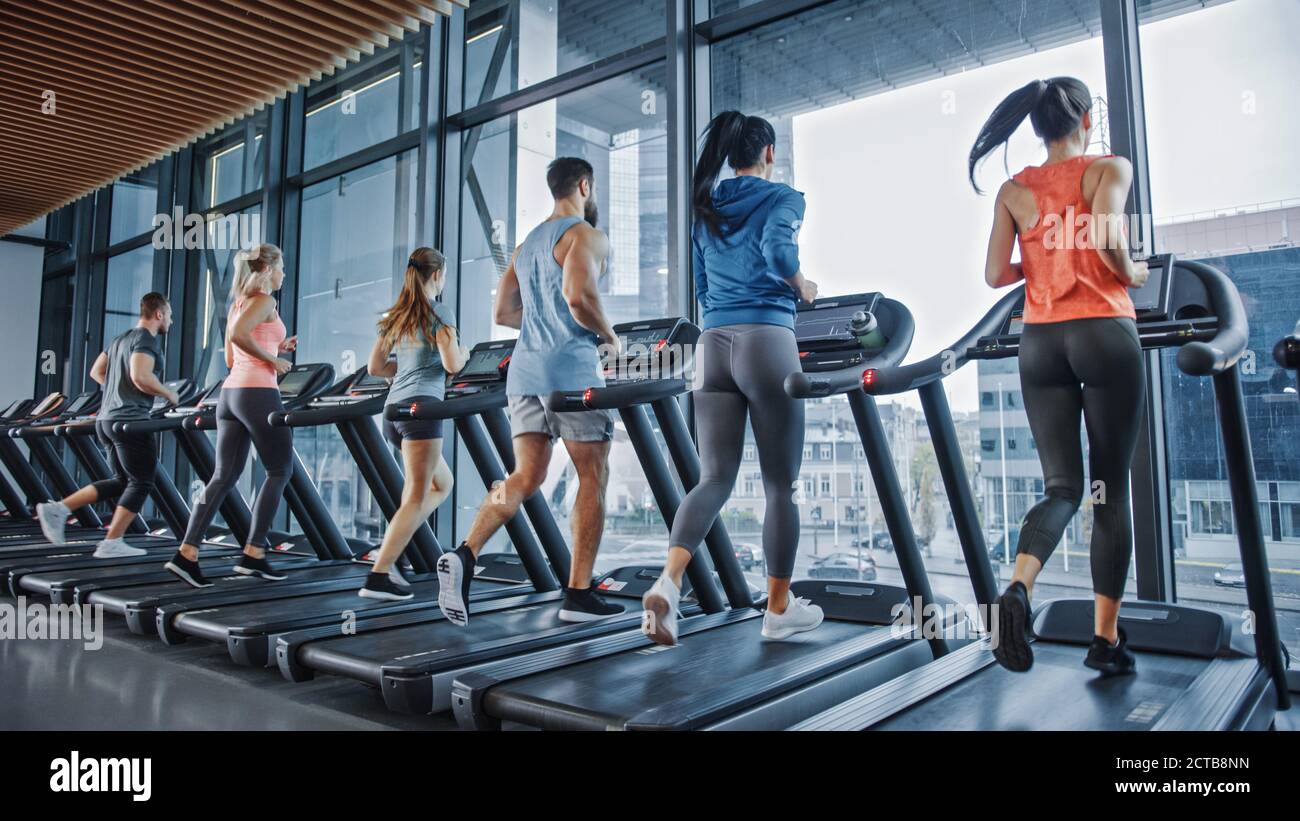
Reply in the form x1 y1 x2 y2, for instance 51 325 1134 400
298 594 636 683
480 619 897 731
872 643 1205 731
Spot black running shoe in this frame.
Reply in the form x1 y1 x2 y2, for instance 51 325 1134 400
359 571 415 601
1084 627 1137 676
233 553 287 581
558 586 622 623
164 552 212 589
437 543 476 627
992 581 1034 672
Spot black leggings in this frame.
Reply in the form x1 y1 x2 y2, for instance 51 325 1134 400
182 387 293 549
1017 317 1145 599
92 420 156 514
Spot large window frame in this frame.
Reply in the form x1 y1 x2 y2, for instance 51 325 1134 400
32 0 1263 609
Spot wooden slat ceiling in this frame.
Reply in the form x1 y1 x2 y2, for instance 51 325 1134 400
0 0 466 236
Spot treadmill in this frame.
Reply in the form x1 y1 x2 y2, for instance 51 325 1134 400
2 379 303 601
0 382 200 557
0 399 38 527
449 297 967 731
794 255 1292 731
145 354 549 665
17 363 343 623
0 393 106 540
271 323 742 714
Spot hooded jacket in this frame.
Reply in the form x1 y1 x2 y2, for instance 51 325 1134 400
692 175 806 330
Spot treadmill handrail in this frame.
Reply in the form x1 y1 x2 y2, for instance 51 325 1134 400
863 287 1024 396
784 296 916 398
1174 260 1249 376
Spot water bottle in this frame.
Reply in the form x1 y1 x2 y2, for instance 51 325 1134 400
850 310 887 350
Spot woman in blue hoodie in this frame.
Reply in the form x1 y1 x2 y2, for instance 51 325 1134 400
642 110 822 645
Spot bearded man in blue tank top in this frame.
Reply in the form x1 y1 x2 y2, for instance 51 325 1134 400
435 157 624 625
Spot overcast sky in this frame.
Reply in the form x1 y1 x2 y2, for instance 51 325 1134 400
791 0 1299 412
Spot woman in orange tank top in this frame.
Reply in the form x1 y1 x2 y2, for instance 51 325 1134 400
971 77 1150 677
165 243 300 589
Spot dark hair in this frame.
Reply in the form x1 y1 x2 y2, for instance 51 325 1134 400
693 111 777 236
968 77 1092 193
139 291 168 319
546 157 595 199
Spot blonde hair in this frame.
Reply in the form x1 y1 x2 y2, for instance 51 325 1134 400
377 247 452 348
230 243 282 302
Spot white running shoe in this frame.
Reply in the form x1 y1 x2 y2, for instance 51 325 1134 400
36 501 70 545
93 538 148 559
641 574 681 646
762 594 824 640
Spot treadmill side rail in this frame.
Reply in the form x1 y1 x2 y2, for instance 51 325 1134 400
791 639 995 731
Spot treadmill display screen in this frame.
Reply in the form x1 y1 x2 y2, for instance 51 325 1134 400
64 394 96 414
278 369 314 397
618 326 670 350
352 371 388 391
459 347 510 379
1130 257 1170 317
796 299 875 343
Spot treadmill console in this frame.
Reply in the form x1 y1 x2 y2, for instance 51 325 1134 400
969 253 1214 359
603 317 695 385
311 367 390 406
445 340 513 399
795 292 885 373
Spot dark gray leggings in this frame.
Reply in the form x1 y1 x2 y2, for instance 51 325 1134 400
670 324 805 578
182 387 294 549
1017 317 1145 599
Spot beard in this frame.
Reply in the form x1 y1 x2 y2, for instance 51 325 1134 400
584 197 599 229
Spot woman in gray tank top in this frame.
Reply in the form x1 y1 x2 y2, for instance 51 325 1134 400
359 247 470 600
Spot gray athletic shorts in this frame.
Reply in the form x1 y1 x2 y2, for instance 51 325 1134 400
507 395 614 443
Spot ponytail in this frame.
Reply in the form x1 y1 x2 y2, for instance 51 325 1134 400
229 242 282 302
377 247 451 348
969 76 1093 193
693 110 777 237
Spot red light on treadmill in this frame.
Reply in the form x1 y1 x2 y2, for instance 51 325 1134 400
799 351 809 357
862 369 877 389
583 388 594 405
499 354 511 369
654 338 668 351
409 402 419 415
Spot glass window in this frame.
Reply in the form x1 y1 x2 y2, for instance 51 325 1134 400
464 0 666 107
191 208 264 392
109 164 161 246
304 35 424 170
296 151 418 540
457 64 670 561
711 0 1108 598
196 112 269 209
37 273 74 397
1139 0 1300 655
102 245 157 347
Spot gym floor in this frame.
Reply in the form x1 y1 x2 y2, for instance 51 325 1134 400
0 609 455 731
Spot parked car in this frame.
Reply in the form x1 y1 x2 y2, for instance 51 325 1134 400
850 532 893 551
807 552 877 581
733 542 762 572
1214 562 1246 587
986 528 1021 564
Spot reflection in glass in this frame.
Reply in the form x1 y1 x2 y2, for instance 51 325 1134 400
296 152 418 540
103 245 157 348
1138 0 1300 657
457 64 670 557
710 0 1109 602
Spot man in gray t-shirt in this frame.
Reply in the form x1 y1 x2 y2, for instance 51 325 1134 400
35 293 180 558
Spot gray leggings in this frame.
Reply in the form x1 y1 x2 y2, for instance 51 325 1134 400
182 387 294 549
670 324 805 579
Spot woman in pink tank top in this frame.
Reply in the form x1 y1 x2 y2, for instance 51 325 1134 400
164 243 300 589
970 77 1150 678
